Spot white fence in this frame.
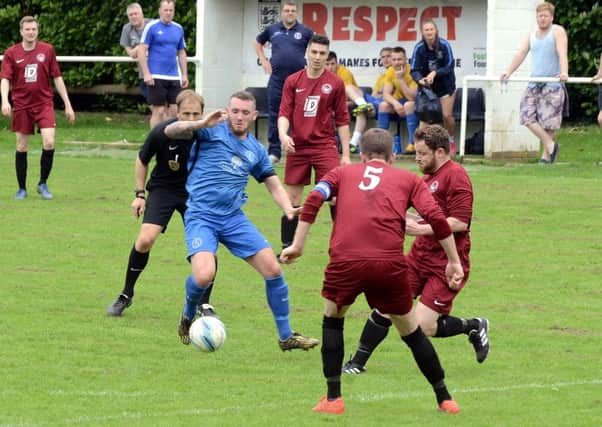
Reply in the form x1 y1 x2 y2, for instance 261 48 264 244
459 75 600 157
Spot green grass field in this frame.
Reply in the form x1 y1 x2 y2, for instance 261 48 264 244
1 114 601 426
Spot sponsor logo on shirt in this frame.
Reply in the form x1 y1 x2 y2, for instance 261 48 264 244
303 96 320 117
24 64 38 83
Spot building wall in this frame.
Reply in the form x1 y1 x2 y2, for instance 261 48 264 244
485 0 539 159
199 0 545 158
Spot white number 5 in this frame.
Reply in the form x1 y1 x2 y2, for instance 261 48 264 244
358 165 383 190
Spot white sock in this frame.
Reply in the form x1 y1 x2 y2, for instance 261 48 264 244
354 97 367 105
350 131 362 146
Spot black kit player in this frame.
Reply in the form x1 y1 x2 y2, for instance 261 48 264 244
107 90 216 317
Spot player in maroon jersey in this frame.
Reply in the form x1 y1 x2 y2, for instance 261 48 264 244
343 124 489 377
1 16 75 200
280 128 463 415
277 34 351 254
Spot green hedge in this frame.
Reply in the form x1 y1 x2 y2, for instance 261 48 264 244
0 1 196 90
1 1 600 119
554 0 601 121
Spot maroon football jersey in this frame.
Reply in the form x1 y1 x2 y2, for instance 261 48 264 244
302 160 451 262
1 41 61 111
279 69 350 149
410 160 473 270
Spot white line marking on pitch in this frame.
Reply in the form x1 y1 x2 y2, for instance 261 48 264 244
1 379 600 426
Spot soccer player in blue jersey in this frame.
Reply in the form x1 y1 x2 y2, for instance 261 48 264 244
139 0 188 128
165 90 319 351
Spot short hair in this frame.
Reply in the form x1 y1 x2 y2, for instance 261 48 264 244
327 51 337 62
19 16 38 29
536 2 555 14
309 34 330 48
359 128 394 161
126 2 142 12
414 125 450 154
160 0 175 7
176 89 204 111
391 46 407 56
281 1 297 9
230 90 256 109
379 47 392 55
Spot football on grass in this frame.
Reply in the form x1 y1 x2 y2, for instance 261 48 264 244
189 316 227 352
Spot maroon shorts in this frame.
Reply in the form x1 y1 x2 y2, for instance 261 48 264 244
284 145 339 186
11 103 55 134
407 256 469 315
322 259 413 315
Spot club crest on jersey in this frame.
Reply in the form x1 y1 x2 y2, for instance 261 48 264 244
191 237 203 249
244 150 256 163
36 53 45 62
168 160 180 171
321 84 332 94
294 32 302 40
429 180 439 193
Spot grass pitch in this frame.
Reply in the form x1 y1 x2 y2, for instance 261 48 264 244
0 114 601 426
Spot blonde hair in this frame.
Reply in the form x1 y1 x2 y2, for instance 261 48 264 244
536 2 555 15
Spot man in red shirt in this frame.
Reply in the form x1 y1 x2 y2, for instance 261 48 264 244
343 125 489 377
1 16 75 200
277 34 351 254
280 128 463 415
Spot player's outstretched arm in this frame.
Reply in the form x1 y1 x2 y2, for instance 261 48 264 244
164 110 227 139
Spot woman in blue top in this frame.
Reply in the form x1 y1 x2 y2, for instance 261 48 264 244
411 20 457 148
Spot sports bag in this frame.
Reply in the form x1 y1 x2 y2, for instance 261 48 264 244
415 85 443 124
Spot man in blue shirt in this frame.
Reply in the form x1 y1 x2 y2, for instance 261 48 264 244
165 90 319 351
139 0 188 128
254 1 313 163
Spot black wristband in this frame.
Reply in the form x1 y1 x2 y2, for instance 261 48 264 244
136 194 146 200
135 189 145 196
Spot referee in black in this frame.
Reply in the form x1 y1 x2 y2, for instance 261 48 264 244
107 89 216 316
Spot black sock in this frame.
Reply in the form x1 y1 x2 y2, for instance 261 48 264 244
328 204 336 221
15 151 27 189
322 316 344 400
199 257 217 304
39 148 54 184
122 246 150 298
351 310 392 367
435 315 478 337
280 212 299 250
401 326 450 404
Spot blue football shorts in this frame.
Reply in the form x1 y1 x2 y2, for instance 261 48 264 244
184 209 271 260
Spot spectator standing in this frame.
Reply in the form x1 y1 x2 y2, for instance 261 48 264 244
139 0 188 128
501 2 568 164
120 2 151 100
411 19 457 152
1 16 75 200
254 0 313 164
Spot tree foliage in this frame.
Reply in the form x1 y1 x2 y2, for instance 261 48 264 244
0 0 196 89
0 1 600 119
554 0 601 121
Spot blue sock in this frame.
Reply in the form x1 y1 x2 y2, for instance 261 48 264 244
377 111 391 130
406 113 419 143
184 274 207 319
265 275 292 340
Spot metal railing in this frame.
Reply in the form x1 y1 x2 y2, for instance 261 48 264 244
0 55 203 92
459 75 599 156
